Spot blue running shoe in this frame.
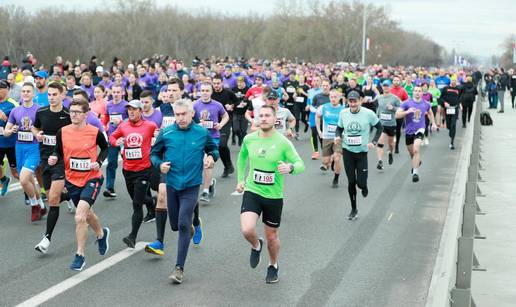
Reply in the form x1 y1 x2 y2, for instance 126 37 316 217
145 240 164 256
0 176 10 196
193 218 203 245
97 227 110 256
70 254 85 271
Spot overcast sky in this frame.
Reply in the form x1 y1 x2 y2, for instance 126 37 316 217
3 0 515 59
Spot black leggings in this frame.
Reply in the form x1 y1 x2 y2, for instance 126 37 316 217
219 124 233 170
232 114 247 146
342 149 368 210
311 126 322 152
395 118 403 150
123 168 153 239
461 101 474 125
511 91 516 108
445 113 458 144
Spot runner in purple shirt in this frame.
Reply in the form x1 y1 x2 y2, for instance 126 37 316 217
193 82 229 203
104 84 128 198
396 85 437 183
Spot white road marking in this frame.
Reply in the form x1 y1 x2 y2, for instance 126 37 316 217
387 212 394 222
15 242 148 307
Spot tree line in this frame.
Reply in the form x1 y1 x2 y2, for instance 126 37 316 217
0 0 444 68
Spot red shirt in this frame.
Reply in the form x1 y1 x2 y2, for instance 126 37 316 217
109 119 157 172
390 86 409 102
245 85 263 100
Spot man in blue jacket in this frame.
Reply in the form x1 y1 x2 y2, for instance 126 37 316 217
151 98 219 285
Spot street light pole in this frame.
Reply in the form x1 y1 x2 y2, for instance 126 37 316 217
361 2 367 66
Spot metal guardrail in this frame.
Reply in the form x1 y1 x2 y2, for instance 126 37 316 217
426 94 485 307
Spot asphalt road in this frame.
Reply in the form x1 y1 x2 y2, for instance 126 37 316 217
0 125 465 307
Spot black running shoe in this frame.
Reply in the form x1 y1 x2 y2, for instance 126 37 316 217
123 236 136 248
250 238 263 269
388 153 393 165
412 173 420 183
361 187 368 198
143 213 156 223
376 160 384 171
348 209 358 220
265 265 279 284
103 189 117 198
332 178 339 188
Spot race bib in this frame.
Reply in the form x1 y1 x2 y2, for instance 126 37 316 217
380 113 392 121
365 96 373 101
70 158 91 171
253 169 275 185
110 114 123 124
17 131 33 142
237 102 247 108
346 135 362 146
162 116 175 128
286 86 296 93
327 124 337 133
295 97 305 103
125 147 142 160
42 135 56 146
201 120 214 129
274 119 285 130
446 108 456 115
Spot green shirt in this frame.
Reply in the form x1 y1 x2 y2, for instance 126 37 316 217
404 83 414 98
428 87 441 107
237 130 305 199
337 107 379 153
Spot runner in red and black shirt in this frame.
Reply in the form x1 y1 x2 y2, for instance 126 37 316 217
109 99 158 248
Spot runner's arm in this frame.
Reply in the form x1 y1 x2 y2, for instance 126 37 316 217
54 129 63 161
284 141 305 175
151 130 165 169
96 130 109 166
204 134 219 162
371 121 383 145
236 140 249 184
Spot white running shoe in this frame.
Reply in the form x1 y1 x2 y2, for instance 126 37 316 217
35 236 50 254
66 200 75 213
424 138 429 146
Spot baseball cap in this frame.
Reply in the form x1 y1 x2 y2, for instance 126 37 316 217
96 66 104 73
0 79 10 89
347 91 360 100
126 99 143 109
266 91 279 100
255 74 265 81
34 71 49 79
382 80 391 86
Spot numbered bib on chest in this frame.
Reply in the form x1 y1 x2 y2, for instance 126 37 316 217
275 119 285 130
125 147 142 160
42 135 56 146
162 116 175 128
17 131 33 142
253 169 275 185
380 113 392 121
286 86 296 93
295 97 305 103
110 114 123 124
346 135 362 146
446 108 456 115
70 158 91 172
327 124 337 133
201 120 214 129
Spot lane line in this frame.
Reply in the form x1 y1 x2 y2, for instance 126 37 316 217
15 242 148 307
387 212 394 222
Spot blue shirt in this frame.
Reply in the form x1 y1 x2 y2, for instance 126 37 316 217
317 103 345 139
307 87 322 127
151 123 219 190
0 99 17 148
34 90 49 107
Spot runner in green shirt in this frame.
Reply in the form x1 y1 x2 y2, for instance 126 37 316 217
236 105 304 284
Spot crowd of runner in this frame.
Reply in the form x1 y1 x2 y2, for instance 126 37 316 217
1 53 515 284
